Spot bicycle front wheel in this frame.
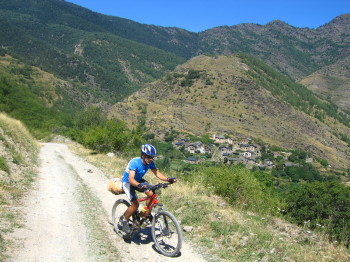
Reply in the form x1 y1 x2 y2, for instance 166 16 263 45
111 199 132 238
151 210 183 257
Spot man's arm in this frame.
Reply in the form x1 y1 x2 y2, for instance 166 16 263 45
151 168 169 181
128 170 139 187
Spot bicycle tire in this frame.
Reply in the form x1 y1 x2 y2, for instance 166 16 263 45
111 199 133 238
151 210 183 257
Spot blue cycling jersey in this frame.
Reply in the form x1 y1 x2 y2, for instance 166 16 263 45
122 157 156 183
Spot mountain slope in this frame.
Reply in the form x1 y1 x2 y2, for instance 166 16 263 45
0 0 186 103
0 1 349 109
1 0 349 81
198 14 350 80
0 0 198 58
299 56 350 111
0 54 99 136
110 55 350 169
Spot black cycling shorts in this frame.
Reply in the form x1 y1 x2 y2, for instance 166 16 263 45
122 179 150 202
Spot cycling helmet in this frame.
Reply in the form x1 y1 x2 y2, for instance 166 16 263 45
141 144 157 157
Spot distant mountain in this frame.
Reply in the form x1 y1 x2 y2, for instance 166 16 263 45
198 14 350 80
0 0 349 105
110 55 350 170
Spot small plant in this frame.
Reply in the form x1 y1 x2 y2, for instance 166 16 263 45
0 157 9 173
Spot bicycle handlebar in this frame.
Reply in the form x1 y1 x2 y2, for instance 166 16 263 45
148 182 171 192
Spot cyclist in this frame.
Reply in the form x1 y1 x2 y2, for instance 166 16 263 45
121 144 176 234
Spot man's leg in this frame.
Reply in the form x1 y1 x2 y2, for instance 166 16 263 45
121 182 138 233
124 199 139 221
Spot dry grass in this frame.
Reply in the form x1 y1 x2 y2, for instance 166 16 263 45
67 142 127 179
0 113 39 261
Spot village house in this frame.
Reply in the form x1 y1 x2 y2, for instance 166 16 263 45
175 141 186 147
186 157 198 163
186 141 208 154
239 144 251 151
224 157 242 165
246 158 257 165
225 137 236 145
241 151 252 158
240 137 252 144
213 134 226 144
249 144 258 152
283 162 294 168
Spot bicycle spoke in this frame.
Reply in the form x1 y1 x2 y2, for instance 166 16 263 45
112 199 133 238
152 211 182 257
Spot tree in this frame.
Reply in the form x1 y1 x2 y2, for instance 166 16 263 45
74 106 104 129
320 159 329 167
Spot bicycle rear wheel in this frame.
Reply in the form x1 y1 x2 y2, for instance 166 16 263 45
151 210 183 257
111 199 133 238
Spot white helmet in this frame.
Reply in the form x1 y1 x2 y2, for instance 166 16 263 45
141 144 157 157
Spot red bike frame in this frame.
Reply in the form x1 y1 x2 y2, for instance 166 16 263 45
137 193 159 218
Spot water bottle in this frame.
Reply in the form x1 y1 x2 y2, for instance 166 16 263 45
140 206 148 217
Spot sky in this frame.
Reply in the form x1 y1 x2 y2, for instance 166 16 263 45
66 0 350 32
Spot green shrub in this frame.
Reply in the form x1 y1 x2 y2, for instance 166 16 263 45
283 181 350 246
0 157 9 173
187 165 283 213
180 78 194 87
187 69 201 79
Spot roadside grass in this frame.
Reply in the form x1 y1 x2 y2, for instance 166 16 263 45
66 163 120 261
68 143 350 262
67 142 127 179
0 113 39 261
160 179 350 262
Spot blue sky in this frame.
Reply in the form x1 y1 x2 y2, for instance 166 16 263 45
66 0 350 32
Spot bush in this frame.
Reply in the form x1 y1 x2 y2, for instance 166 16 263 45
283 181 350 246
67 106 140 153
187 165 283 213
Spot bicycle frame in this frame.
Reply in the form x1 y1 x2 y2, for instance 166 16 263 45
137 191 160 218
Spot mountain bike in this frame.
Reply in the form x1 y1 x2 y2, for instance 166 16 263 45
111 183 183 257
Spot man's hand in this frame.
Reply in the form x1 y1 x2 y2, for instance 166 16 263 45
167 177 177 184
137 182 147 190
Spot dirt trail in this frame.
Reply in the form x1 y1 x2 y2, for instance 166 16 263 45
7 143 207 262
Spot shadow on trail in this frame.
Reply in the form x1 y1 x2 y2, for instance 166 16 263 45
111 222 182 258
122 226 153 245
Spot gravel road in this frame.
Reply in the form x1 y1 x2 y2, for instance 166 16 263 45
6 143 207 262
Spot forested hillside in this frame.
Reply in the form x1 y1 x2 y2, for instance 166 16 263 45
0 0 186 103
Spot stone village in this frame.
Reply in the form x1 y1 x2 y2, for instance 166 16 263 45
172 134 302 169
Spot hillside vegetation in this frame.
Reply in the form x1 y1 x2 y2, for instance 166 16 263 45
0 113 39 259
0 0 185 103
300 56 350 111
110 55 350 170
